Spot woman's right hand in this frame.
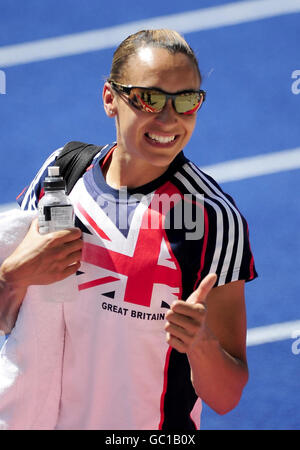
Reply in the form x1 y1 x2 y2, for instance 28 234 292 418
0 218 83 289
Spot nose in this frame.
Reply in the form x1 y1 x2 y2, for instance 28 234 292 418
155 99 178 124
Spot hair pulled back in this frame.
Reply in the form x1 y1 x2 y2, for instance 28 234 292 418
109 29 202 84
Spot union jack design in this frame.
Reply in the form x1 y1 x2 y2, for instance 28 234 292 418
69 178 183 310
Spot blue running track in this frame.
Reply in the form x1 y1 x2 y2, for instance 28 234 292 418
0 0 299 430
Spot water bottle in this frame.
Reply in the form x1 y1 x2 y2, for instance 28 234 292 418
38 166 78 302
38 166 74 234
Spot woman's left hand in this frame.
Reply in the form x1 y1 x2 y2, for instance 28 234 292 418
165 273 217 353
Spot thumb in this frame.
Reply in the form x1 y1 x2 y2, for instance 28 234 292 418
27 217 39 235
187 273 217 305
31 217 39 230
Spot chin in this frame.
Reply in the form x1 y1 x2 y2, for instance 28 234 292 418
143 148 180 168
141 138 183 166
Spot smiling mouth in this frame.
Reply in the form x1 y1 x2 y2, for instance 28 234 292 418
145 132 177 144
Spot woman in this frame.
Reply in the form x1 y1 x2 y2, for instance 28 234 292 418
0 29 257 430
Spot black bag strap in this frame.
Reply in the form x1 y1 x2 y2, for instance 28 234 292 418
55 141 104 194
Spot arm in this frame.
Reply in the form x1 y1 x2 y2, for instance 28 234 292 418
0 218 83 334
0 274 27 335
165 274 249 415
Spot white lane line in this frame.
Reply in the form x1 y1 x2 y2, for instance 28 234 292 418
247 320 300 347
201 147 300 183
1 0 300 67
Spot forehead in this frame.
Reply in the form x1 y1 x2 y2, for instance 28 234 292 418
123 47 200 91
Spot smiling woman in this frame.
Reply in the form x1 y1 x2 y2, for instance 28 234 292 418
102 30 203 188
0 28 257 430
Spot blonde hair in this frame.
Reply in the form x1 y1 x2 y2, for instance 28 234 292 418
109 29 202 83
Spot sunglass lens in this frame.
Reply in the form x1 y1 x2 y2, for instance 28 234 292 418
175 92 202 114
128 87 204 114
131 89 166 112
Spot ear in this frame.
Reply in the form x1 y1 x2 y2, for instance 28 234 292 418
102 82 117 118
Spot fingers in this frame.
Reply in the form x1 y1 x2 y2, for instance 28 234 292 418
27 218 82 246
51 235 83 277
56 238 83 259
35 222 83 262
30 217 39 231
35 228 83 269
60 261 81 279
45 242 83 279
165 308 200 337
165 300 207 353
169 300 206 317
165 274 217 353
6 219 84 287
165 318 199 354
45 227 82 246
165 333 190 354
58 249 82 267
187 273 217 305
165 301 206 335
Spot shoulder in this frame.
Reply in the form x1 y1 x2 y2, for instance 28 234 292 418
173 157 240 213
17 142 114 210
173 157 257 286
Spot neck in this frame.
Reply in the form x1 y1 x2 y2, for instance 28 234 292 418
102 147 170 189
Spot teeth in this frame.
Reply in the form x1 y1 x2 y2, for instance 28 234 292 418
147 133 176 144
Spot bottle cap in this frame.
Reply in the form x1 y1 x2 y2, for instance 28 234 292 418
48 166 60 177
43 166 66 191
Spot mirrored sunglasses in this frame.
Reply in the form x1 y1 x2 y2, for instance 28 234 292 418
108 80 206 115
